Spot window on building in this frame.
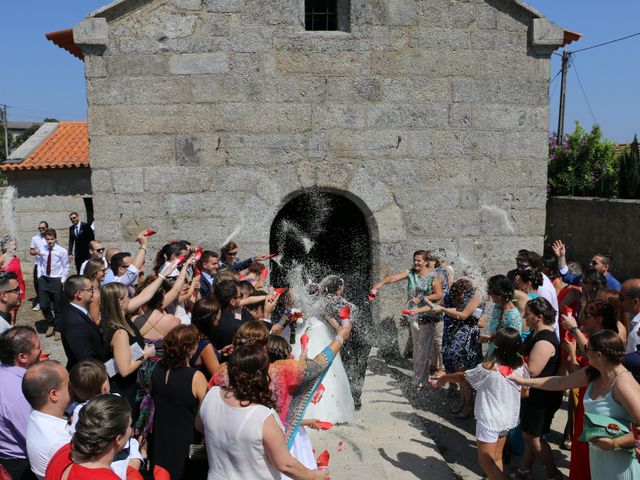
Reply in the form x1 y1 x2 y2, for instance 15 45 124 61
305 0 350 32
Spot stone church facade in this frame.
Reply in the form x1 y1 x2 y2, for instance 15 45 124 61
70 0 573 329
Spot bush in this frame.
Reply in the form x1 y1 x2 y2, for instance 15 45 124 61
548 122 619 198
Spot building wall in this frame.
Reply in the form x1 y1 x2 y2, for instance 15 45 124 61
3 168 92 264
81 0 559 333
545 196 640 282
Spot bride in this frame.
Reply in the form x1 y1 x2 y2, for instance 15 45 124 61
289 276 355 424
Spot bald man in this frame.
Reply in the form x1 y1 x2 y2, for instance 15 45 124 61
620 279 640 354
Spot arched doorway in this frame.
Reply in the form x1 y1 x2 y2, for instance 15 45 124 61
269 189 372 313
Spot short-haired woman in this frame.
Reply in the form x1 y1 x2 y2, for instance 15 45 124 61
198 344 329 480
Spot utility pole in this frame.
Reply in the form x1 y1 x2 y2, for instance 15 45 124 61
557 50 570 143
1 104 8 159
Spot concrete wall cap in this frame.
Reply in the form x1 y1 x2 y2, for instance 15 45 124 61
73 18 109 46
531 18 565 48
5 123 59 163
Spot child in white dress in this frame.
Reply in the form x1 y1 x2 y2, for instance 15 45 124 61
436 328 528 480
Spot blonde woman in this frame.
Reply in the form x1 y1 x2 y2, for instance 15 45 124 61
101 282 154 410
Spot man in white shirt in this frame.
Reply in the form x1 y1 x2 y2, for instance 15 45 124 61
23 360 72 480
79 240 108 275
102 231 149 289
29 221 49 311
35 229 70 341
620 279 640 353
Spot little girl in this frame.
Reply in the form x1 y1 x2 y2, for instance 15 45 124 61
436 328 527 480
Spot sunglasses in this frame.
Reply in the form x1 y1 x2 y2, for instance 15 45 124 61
95 248 105 253
3 286 20 294
80 286 95 293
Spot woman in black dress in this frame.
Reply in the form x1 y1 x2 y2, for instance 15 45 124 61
151 324 208 480
101 282 155 413
513 297 563 480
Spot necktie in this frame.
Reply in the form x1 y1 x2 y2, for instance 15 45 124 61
46 247 53 276
76 225 80 237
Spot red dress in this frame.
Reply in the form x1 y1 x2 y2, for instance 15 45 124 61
45 444 120 480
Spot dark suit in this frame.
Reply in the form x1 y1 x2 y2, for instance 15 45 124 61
68 222 94 273
210 308 253 355
199 274 214 299
59 303 105 371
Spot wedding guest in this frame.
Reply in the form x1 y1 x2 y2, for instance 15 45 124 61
36 229 69 340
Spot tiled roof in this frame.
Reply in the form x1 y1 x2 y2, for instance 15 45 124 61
0 122 89 171
45 29 84 60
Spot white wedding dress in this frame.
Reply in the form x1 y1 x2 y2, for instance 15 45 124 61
289 316 355 424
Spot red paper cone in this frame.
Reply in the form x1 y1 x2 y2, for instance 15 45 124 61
338 305 350 320
39 353 50 360
315 421 334 430
402 308 415 316
143 229 156 237
316 450 330 468
565 330 575 342
177 255 186 265
301 333 309 352
153 465 171 480
261 269 268 281
274 288 287 296
193 247 203 262
266 253 278 259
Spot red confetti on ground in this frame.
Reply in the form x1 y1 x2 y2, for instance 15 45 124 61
338 441 343 447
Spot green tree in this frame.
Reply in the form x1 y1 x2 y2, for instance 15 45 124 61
618 135 640 199
548 122 619 197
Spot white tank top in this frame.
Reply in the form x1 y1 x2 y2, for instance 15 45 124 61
200 386 284 480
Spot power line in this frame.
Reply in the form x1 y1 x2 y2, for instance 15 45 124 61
571 58 597 124
571 31 640 54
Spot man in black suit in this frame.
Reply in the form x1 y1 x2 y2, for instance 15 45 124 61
58 275 104 370
68 212 94 274
198 250 220 299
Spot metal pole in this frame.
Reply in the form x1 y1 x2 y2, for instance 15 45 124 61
1 105 8 159
557 51 570 143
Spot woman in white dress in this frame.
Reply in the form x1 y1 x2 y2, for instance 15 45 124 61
289 279 355 425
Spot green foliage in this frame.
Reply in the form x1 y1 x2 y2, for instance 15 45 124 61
547 122 620 198
0 128 14 162
618 136 640 199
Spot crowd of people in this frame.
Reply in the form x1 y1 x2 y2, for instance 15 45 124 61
1 214 640 480
371 247 640 480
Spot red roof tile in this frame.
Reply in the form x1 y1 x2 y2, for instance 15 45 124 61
45 29 84 60
1 122 89 171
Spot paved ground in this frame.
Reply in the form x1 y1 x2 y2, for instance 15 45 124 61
19 285 571 480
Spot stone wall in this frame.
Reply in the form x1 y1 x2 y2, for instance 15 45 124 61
77 0 564 335
3 169 92 265
545 196 640 282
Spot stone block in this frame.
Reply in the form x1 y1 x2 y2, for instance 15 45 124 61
191 76 225 103
387 0 419 26
89 135 175 168
106 55 168 77
204 0 243 12
472 105 548 131
86 76 192 105
406 209 481 237
313 105 367 131
91 169 113 193
326 77 382 103
367 103 449 129
73 18 108 46
314 161 359 190
429 129 473 158
479 187 547 211
362 159 422 187
193 12 230 37
471 29 527 53
163 191 232 216
394 186 460 211
210 75 326 104
84 56 106 78
531 18 565 49
374 203 407 242
144 166 212 193
371 50 478 77
276 52 365 76
213 104 312 133
347 167 394 213
174 0 202 10
449 103 472 128
89 104 208 135
409 28 470 49
482 159 547 188
452 77 548 106
229 26 274 52
175 134 226 166
169 53 229 75
423 1 476 28
112 168 144 194
382 77 450 103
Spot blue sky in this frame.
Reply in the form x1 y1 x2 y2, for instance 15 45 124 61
1 1 639 142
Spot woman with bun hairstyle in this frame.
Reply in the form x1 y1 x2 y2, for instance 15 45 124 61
45 395 133 480
479 275 522 360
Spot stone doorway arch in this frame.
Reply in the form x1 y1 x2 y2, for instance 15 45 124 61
269 188 374 315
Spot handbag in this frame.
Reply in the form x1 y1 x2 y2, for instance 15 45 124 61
578 412 632 449
188 443 207 461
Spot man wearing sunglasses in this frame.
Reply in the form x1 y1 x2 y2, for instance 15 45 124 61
78 241 108 276
0 271 22 334
68 212 95 274
29 221 49 311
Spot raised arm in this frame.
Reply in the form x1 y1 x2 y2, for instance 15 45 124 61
161 258 194 309
131 232 149 271
371 270 408 293
511 366 590 391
